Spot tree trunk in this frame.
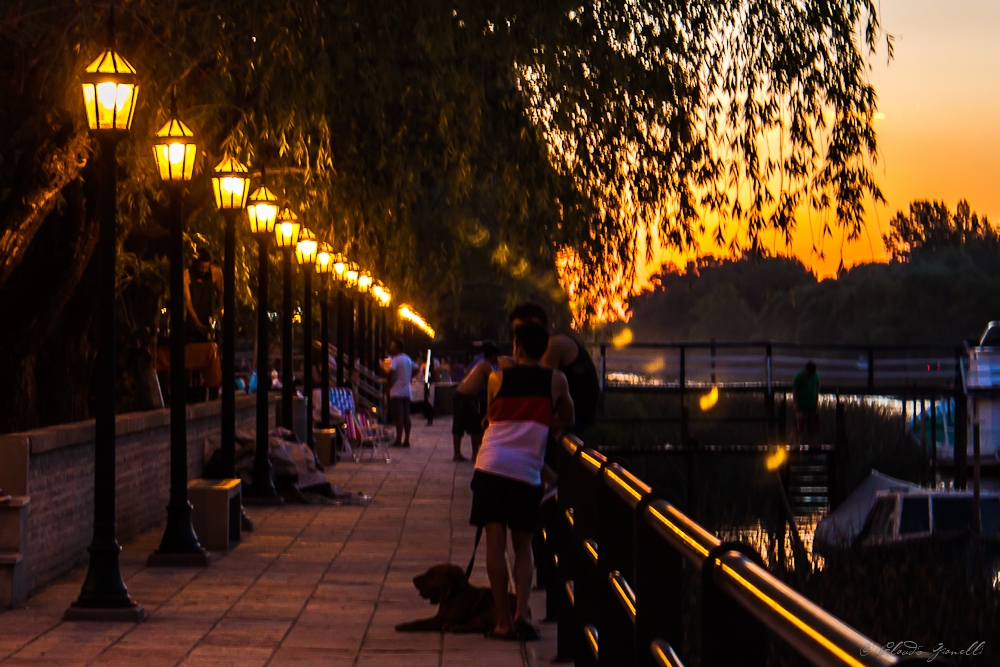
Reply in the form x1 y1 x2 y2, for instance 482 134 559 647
0 121 91 292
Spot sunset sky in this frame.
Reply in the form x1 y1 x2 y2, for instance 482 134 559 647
644 0 1000 283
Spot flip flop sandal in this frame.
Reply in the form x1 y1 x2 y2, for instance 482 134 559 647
485 628 520 641
514 618 541 641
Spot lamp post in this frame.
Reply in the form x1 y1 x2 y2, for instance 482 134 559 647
68 11 144 621
274 208 300 429
345 263 359 378
357 270 373 370
316 244 334 429
246 184 280 499
333 255 348 387
211 157 250 479
295 229 318 449
147 98 208 567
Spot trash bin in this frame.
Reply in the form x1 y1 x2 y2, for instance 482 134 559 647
314 428 338 467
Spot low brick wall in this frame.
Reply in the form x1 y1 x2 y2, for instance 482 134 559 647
0 394 274 595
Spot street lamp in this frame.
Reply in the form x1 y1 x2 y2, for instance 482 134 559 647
245 184 280 500
330 253 349 387
356 270 373 371
147 97 208 567
274 206 300 431
296 230 318 449
372 281 387 367
315 244 334 433
211 157 250 481
68 10 144 622
343 262 359 374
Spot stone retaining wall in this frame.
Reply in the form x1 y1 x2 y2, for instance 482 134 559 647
0 394 274 595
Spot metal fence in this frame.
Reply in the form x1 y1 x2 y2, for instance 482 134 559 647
538 435 938 666
600 342 963 394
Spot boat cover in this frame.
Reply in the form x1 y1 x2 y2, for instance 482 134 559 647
814 470 921 551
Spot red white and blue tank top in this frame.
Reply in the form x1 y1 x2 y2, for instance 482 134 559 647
475 365 554 486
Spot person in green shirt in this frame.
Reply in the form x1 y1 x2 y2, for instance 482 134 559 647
792 361 820 446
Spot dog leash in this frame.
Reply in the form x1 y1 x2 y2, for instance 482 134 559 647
465 525 484 580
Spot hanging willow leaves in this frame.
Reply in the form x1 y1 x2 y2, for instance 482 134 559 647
2 0 884 309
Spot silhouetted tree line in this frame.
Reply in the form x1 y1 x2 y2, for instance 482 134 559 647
630 200 1000 345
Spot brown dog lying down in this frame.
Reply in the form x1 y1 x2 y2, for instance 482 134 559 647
395 563 516 633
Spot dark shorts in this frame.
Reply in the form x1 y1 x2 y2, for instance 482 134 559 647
390 397 410 422
796 411 820 434
470 470 544 533
452 393 485 437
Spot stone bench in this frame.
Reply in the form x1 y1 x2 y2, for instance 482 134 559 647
188 479 241 553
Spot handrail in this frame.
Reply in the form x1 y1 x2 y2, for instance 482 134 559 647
605 340 960 352
650 640 686 667
711 550 897 667
644 499 721 565
603 463 652 508
609 571 636 622
584 625 599 660
544 433 927 667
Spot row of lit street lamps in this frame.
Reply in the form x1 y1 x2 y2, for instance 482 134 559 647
66 12 407 621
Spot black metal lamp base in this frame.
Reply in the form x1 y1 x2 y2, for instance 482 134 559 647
65 602 145 622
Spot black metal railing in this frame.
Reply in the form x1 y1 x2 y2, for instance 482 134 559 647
539 435 937 667
599 341 963 394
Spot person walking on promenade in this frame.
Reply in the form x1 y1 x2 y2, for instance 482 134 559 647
452 341 499 462
388 339 414 447
793 361 820 447
471 321 574 640
508 303 600 434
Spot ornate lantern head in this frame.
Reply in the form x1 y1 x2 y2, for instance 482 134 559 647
344 262 360 288
212 156 250 210
151 105 197 182
295 228 318 265
357 270 373 294
315 243 334 274
274 206 301 249
247 185 279 234
81 49 139 133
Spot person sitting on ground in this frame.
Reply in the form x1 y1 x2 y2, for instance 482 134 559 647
793 361 820 447
507 302 600 434
452 341 499 462
471 321 574 641
388 339 414 447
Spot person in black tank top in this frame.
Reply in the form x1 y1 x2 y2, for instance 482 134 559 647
508 303 600 432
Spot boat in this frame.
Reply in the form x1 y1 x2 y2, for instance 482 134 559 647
814 471 1000 554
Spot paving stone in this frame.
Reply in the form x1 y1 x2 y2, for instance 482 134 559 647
0 420 561 667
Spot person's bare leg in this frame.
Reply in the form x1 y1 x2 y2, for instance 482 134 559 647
392 403 404 446
471 433 483 461
403 411 412 445
485 523 512 635
453 433 467 461
510 529 535 625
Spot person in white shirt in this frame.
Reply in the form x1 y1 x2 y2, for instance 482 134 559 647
388 339 414 447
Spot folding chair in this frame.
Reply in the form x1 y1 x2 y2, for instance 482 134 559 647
349 410 391 463
329 388 356 461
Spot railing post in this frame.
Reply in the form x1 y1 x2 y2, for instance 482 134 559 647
573 449 604 667
867 346 875 392
831 391 847 509
701 544 767 667
634 498 682 667
597 464 637 667
551 441 582 663
765 344 775 443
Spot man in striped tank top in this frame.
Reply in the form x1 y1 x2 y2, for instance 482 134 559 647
470 321 574 640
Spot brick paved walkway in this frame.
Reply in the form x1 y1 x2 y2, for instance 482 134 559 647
0 420 557 666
